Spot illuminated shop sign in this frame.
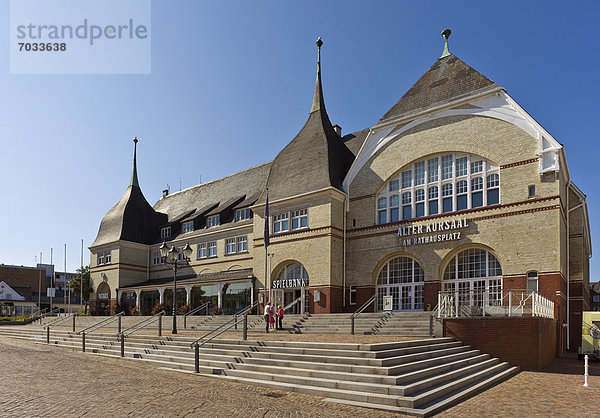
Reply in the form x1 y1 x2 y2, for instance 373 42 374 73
398 217 468 246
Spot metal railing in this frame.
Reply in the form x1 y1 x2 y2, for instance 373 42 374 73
183 302 211 329
350 294 376 335
234 301 258 330
44 312 78 344
437 289 554 319
37 307 60 324
283 297 302 314
26 307 47 319
117 311 165 357
190 302 257 349
76 312 125 352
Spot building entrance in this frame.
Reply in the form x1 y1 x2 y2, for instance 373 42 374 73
376 256 425 312
273 289 303 314
272 262 309 314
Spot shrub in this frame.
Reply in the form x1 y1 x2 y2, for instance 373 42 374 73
177 304 189 315
151 303 165 315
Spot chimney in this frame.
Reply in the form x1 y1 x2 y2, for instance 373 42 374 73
162 189 169 198
333 124 342 136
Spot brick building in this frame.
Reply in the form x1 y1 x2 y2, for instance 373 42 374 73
90 33 591 350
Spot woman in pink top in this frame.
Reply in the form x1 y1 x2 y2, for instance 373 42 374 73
277 305 284 330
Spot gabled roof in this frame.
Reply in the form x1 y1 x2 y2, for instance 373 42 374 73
379 54 499 124
153 162 271 222
91 140 167 248
260 38 355 203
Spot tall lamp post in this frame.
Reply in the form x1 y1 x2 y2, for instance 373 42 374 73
160 241 192 334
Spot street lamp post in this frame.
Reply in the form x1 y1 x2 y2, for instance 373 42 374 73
160 241 192 334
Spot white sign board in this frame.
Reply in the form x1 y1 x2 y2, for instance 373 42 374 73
46 288 56 297
314 290 321 302
383 295 393 311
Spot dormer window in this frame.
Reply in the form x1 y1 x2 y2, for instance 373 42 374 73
207 215 220 228
182 221 194 233
161 226 171 239
97 250 111 265
235 208 251 221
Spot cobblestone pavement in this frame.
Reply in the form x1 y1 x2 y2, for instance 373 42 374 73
0 335 393 417
2 334 599 417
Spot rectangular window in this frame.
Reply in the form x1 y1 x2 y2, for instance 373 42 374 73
471 160 483 174
104 251 111 264
415 161 425 186
207 242 217 257
273 213 289 233
389 194 399 223
593 295 599 302
152 252 161 265
388 180 399 192
197 243 207 259
226 238 236 255
443 197 453 213
161 226 171 239
457 195 467 211
415 189 425 202
401 170 412 189
182 221 194 233
235 208 251 221
428 199 439 215
291 209 308 230
427 158 439 183
441 155 453 180
237 236 248 253
206 215 220 228
528 185 536 198
415 202 425 218
487 189 499 205
349 286 357 305
402 205 412 220
456 156 468 177
377 210 387 224
97 253 104 265
472 191 483 207
442 183 453 197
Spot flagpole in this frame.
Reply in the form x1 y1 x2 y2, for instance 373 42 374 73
80 239 84 313
263 188 270 305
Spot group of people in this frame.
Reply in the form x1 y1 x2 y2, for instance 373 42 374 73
263 302 284 332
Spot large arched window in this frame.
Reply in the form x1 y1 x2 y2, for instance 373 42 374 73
442 248 502 305
376 153 500 224
376 256 424 311
277 263 309 284
274 263 309 313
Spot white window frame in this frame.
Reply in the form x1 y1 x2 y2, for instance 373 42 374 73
291 209 308 230
97 253 104 265
197 243 207 259
152 252 162 265
273 213 289 234
237 236 247 253
207 241 217 257
349 286 357 305
104 251 111 264
376 153 500 224
225 238 236 255
273 209 309 234
206 215 220 228
161 226 171 239
235 208 251 222
182 221 194 233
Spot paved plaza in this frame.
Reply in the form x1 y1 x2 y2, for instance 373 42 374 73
1 334 599 417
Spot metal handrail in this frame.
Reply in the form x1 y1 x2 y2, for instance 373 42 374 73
350 294 376 318
283 297 302 313
77 312 124 335
190 301 257 348
26 308 48 319
44 312 77 328
190 315 246 349
184 302 210 317
120 311 165 338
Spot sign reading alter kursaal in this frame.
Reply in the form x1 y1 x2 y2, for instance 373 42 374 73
398 217 468 246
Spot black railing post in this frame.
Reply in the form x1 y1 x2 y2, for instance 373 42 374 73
118 315 122 334
429 315 434 337
158 314 162 336
46 327 50 344
120 335 125 357
184 314 187 330
243 314 248 340
72 315 76 332
351 316 355 335
234 314 238 330
194 343 199 373
82 332 85 352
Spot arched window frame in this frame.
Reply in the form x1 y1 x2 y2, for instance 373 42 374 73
376 256 424 311
376 153 500 224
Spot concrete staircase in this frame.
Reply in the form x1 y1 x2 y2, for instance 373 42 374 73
375 312 435 336
0 327 518 416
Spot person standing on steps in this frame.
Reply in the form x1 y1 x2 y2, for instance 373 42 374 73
264 301 272 333
277 305 284 330
269 305 275 331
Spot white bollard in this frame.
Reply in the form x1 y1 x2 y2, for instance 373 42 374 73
583 354 589 387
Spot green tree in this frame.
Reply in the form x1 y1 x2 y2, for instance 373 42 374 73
70 266 92 314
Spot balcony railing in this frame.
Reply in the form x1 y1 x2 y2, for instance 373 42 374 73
437 289 554 319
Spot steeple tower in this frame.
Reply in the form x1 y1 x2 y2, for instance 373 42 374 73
263 37 355 203
130 137 140 188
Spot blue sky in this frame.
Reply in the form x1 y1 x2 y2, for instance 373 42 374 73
0 0 598 276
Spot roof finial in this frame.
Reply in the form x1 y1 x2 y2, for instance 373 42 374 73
311 37 324 113
130 137 140 187
440 29 451 58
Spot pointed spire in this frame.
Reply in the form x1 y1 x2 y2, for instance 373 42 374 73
130 137 139 188
311 37 325 113
440 29 451 58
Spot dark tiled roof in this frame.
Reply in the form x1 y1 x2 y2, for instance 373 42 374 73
260 47 355 203
91 185 167 247
153 162 271 223
379 54 499 123
342 128 370 156
205 196 245 216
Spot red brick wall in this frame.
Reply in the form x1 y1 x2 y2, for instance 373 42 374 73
424 282 441 311
309 286 342 314
443 317 558 370
346 286 375 313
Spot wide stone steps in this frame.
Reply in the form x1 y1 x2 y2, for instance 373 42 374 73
0 327 518 416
